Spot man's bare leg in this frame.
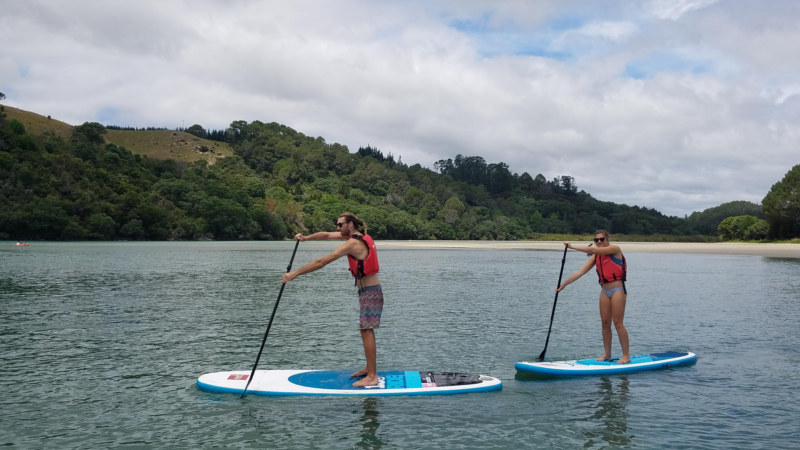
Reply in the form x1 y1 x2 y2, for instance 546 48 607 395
352 329 378 387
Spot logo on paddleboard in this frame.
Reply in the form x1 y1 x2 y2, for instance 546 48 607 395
228 374 249 381
363 377 386 389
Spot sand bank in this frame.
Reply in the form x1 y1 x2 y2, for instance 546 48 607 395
379 240 800 258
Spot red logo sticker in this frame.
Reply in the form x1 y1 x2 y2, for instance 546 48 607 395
228 374 249 380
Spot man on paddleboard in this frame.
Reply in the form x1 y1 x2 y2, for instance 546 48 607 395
556 230 631 364
282 212 384 387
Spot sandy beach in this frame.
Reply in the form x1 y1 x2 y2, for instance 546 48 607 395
379 240 800 258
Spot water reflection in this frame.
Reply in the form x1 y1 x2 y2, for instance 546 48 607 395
355 397 383 449
584 377 631 448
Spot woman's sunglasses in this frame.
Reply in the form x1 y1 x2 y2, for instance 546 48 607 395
593 237 606 243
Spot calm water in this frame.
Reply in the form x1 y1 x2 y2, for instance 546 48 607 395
1 241 799 449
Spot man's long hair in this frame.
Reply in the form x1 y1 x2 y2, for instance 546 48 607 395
339 212 367 235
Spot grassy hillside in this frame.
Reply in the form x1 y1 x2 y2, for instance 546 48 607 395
105 129 233 165
4 105 73 138
2 105 233 165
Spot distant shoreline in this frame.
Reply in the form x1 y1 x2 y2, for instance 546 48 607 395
378 240 800 258
7 240 799 258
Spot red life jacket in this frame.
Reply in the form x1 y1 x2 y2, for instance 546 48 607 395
595 253 626 284
347 234 380 280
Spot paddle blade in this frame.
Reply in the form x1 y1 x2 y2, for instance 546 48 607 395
537 350 546 362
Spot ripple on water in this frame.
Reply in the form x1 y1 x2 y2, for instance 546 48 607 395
1 243 799 448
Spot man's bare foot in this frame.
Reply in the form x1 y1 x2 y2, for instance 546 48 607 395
616 356 631 364
596 354 611 362
352 375 379 387
350 368 368 378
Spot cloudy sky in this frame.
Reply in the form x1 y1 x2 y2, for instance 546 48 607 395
2 0 799 217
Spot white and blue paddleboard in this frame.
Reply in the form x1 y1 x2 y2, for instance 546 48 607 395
197 369 502 396
515 351 697 377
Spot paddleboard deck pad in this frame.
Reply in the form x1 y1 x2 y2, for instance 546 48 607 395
197 369 502 396
516 351 697 377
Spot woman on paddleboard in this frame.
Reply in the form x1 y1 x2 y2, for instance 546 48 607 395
556 230 631 364
282 212 384 387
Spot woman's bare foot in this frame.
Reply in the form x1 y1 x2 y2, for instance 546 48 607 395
352 375 379 387
596 354 611 362
350 368 368 378
616 356 631 364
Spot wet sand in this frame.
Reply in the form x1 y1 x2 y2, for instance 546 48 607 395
379 240 800 258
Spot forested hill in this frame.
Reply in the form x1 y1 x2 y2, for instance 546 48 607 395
0 104 762 241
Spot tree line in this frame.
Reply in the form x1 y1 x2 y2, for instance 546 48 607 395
1 109 796 241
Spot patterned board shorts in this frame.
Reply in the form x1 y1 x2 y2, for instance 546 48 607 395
358 284 384 330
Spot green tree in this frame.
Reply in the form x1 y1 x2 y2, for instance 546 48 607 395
73 122 107 145
762 164 800 239
86 212 117 239
18 197 72 239
440 196 465 224
744 219 769 240
136 202 171 240
9 119 27 136
718 215 757 240
244 177 266 198
686 201 763 235
400 186 427 214
199 196 256 239
717 217 736 241
384 210 419 239
248 205 287 239
186 124 207 138
120 218 145 239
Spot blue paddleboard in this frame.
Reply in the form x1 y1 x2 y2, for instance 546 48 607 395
515 351 697 377
197 369 502 396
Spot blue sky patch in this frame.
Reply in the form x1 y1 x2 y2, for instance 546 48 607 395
97 107 123 126
625 51 713 79
449 13 582 61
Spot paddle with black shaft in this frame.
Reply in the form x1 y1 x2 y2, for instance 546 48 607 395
241 239 300 398
537 244 569 362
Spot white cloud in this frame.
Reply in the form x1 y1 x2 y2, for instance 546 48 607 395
568 21 639 43
647 0 721 21
2 0 799 217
